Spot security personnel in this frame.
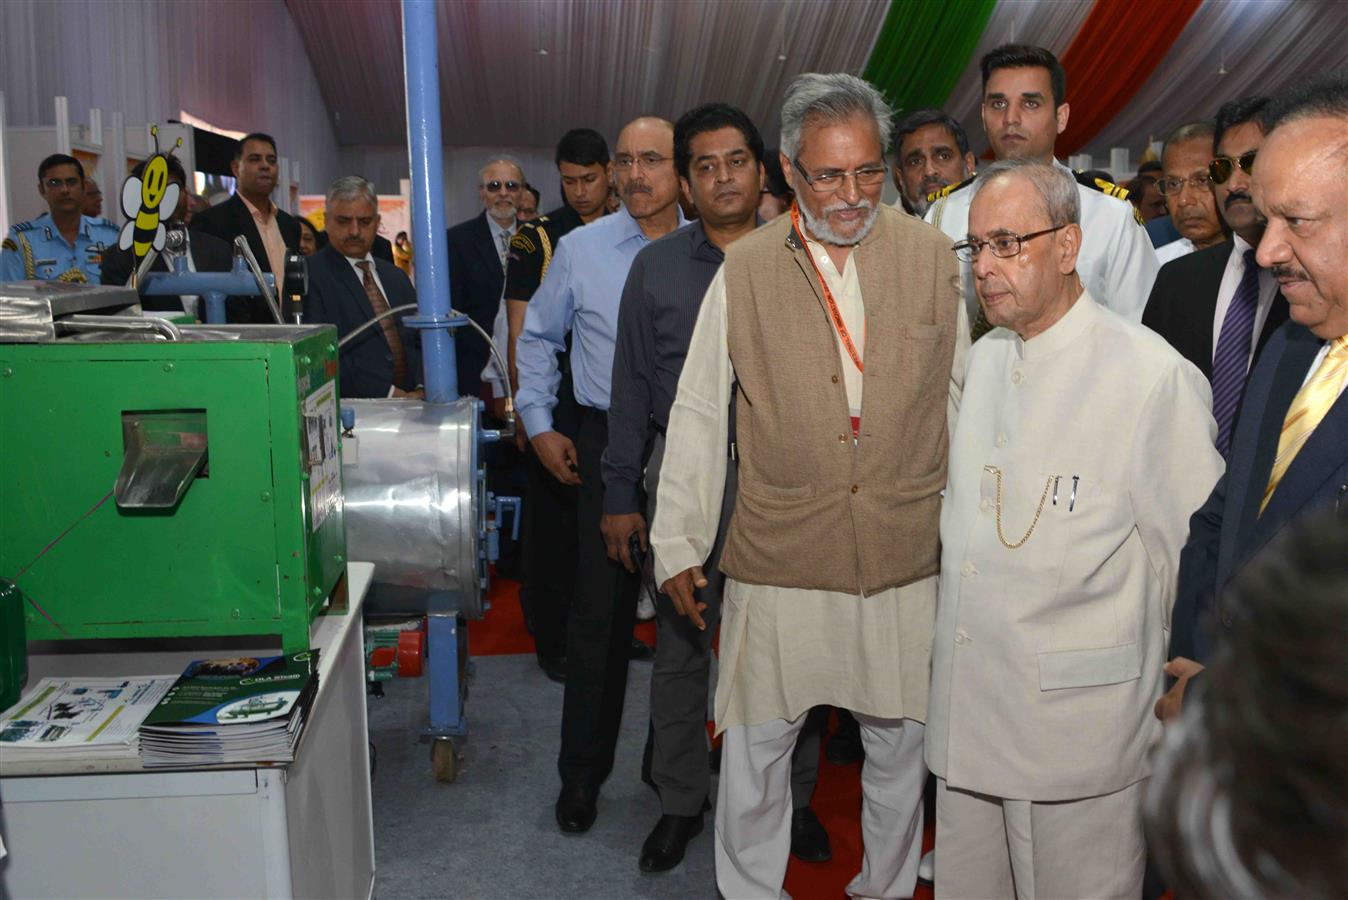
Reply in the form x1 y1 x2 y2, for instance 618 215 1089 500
1 154 118 283
925 44 1158 330
493 127 612 683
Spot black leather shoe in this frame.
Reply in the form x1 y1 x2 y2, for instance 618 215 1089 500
639 813 704 872
555 785 598 834
629 637 655 661
538 654 566 684
790 807 832 862
825 716 864 765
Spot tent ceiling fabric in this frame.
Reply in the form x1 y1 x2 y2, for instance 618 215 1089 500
286 0 889 149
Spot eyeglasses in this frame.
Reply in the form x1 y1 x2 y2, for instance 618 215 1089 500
1208 150 1257 185
613 153 673 171
792 158 887 193
952 225 1065 263
1156 172 1213 196
43 176 82 190
484 180 521 193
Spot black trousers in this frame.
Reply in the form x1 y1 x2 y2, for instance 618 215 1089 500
520 379 579 662
557 407 639 791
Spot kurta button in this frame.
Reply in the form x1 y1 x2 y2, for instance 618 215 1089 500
979 498 991 512
839 434 847 443
850 484 859 493
954 633 964 645
961 562 974 577
831 374 840 384
995 433 1008 447
1012 371 1023 384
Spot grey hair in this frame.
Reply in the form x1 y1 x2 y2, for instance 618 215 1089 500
326 175 377 208
779 73 894 162
972 159 1080 227
479 155 524 184
1162 120 1216 160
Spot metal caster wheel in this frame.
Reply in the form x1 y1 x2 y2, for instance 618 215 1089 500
431 738 459 783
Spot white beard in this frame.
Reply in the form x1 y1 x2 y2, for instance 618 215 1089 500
798 197 879 246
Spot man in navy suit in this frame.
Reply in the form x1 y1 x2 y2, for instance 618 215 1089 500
1160 77 1348 720
304 176 421 399
445 157 526 397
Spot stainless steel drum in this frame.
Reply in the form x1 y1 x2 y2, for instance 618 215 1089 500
340 397 487 617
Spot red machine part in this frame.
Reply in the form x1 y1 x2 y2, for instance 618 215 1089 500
397 629 425 677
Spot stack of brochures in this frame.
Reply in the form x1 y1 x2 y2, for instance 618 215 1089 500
138 650 319 767
0 676 176 763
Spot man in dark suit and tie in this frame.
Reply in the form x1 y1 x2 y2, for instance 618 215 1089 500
190 132 301 322
101 154 245 321
304 176 422 399
445 157 525 397
1159 77 1348 720
1143 96 1290 457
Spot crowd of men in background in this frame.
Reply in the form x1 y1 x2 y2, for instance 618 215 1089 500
3 41 1344 900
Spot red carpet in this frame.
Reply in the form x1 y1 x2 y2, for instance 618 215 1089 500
471 574 933 900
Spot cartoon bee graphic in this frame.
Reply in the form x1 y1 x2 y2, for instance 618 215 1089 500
118 126 183 264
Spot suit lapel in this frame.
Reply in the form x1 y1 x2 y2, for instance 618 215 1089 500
1235 326 1322 550
1254 291 1290 362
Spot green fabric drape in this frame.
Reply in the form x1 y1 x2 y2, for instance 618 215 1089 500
862 0 998 117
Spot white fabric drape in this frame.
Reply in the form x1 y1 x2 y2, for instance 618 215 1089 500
287 0 890 149
941 0 1095 157
1082 0 1348 160
0 0 341 193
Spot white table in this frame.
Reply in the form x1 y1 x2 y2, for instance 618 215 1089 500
0 563 376 899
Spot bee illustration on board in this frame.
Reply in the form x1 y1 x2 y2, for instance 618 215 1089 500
118 125 183 264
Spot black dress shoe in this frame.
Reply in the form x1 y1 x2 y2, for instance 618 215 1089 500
790 807 832 862
555 785 598 833
538 654 567 683
629 637 655 661
639 813 704 872
825 715 865 765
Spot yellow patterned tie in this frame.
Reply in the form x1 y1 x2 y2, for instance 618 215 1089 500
1261 336 1348 513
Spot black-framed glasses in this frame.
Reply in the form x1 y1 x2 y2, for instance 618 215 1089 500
952 225 1065 263
1157 171 1213 196
612 153 673 171
43 176 82 190
1208 150 1257 185
791 158 887 193
484 179 521 192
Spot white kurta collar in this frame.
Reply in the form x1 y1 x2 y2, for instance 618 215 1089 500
1016 288 1099 361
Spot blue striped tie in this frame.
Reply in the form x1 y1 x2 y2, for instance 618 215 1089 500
1210 249 1261 457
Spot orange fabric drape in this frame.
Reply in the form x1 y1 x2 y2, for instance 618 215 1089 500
1056 0 1204 157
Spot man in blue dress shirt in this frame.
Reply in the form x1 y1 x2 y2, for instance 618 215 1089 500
2 154 118 283
516 115 686 835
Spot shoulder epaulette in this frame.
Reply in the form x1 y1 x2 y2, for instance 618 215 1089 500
13 220 37 233
509 228 538 255
92 216 118 229
1075 171 1130 202
926 175 976 205
1 237 16 252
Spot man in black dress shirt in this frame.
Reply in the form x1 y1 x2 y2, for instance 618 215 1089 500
602 103 827 873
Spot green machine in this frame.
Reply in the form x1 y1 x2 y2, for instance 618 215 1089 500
0 283 346 654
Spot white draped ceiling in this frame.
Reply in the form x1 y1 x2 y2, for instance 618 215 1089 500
287 0 890 151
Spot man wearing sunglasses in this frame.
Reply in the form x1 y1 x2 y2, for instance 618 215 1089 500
926 44 1159 332
2 154 118 283
1144 96 1289 459
444 156 527 397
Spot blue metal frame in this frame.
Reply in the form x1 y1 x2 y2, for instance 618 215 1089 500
138 255 277 324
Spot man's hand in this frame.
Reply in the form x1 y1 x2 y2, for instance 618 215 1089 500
661 566 709 631
530 430 581 485
514 417 529 452
1154 657 1205 722
490 396 510 420
601 512 647 573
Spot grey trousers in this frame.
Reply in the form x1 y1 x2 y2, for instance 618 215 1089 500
645 434 821 816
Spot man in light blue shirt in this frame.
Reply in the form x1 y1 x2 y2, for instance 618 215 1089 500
1 154 118 283
516 116 685 837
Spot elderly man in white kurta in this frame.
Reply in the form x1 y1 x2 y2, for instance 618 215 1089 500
652 73 968 899
927 159 1223 900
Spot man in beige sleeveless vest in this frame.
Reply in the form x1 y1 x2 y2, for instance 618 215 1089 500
651 73 968 899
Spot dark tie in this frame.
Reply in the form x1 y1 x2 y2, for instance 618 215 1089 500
356 260 408 388
1210 249 1261 457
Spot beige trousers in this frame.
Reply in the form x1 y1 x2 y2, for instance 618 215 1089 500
934 778 1145 900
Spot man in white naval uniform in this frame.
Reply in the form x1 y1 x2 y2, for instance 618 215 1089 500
926 44 1157 330
927 159 1222 899
652 73 969 899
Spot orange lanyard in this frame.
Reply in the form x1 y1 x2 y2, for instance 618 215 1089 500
791 201 864 375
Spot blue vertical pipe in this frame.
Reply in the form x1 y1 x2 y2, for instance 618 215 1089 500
402 0 458 402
